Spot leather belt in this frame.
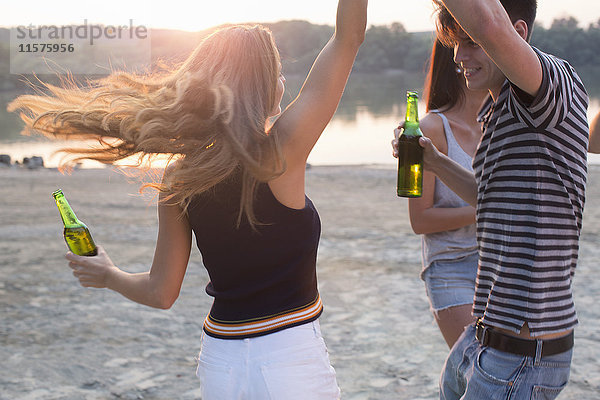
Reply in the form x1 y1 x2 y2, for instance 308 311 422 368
475 319 574 357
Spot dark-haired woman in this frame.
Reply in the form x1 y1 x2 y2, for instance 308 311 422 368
393 39 487 348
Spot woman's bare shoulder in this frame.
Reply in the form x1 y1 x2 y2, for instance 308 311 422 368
420 112 448 154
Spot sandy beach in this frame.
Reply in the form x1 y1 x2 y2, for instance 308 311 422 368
1 164 599 400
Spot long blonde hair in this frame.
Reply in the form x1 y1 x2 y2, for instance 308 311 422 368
8 25 285 226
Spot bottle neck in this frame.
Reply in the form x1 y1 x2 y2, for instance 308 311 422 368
403 97 422 136
405 98 419 124
55 196 80 228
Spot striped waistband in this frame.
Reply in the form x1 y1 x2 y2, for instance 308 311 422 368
203 294 323 339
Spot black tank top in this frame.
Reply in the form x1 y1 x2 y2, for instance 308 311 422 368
187 172 323 339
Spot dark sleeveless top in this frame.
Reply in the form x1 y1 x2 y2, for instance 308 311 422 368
186 172 323 339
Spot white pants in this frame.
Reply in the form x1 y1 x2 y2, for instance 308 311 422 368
196 320 340 400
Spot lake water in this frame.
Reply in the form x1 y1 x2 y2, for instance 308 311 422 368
1 72 600 168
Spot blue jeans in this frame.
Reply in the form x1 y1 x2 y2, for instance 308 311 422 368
440 324 573 400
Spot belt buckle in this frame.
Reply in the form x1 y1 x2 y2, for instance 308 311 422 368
476 319 490 347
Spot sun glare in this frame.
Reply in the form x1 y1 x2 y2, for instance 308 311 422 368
2 0 600 33
147 3 276 32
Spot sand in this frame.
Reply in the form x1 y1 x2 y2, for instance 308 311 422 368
1 164 599 399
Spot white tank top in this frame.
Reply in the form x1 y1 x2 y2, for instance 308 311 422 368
421 110 478 272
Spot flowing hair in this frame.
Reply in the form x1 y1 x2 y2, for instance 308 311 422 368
8 25 285 227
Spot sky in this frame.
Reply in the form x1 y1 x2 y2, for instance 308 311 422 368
3 0 600 32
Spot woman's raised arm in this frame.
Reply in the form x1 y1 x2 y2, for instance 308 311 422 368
274 0 368 166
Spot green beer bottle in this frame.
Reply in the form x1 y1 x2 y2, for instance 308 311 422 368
397 91 423 197
52 189 98 256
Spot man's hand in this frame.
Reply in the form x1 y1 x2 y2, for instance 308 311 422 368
392 124 443 173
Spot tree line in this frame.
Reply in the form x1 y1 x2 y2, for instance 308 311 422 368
269 17 600 82
1 16 599 91
3 17 600 141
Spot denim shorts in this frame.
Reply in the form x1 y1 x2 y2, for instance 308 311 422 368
440 324 573 400
421 252 478 312
196 320 340 399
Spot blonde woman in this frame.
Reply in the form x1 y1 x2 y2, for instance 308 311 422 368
8 1 367 398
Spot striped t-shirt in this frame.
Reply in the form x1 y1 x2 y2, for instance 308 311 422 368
472 47 589 336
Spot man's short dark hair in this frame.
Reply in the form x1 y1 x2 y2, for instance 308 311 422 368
434 0 537 46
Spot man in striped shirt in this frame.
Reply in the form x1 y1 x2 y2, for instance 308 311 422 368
418 1 590 399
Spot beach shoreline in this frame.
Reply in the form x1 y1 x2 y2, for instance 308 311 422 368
1 165 599 399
